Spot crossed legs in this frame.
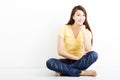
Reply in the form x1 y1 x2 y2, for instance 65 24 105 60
46 51 98 77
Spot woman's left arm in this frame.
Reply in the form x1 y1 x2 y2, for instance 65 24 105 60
81 25 92 52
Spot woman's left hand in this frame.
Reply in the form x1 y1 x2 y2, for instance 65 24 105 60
81 25 86 33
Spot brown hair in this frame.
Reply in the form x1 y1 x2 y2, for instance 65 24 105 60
67 5 93 44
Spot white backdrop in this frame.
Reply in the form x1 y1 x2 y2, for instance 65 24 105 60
0 0 120 68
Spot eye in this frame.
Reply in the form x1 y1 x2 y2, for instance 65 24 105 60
83 14 85 16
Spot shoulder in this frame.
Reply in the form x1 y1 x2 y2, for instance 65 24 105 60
59 24 71 30
86 29 92 38
86 29 92 34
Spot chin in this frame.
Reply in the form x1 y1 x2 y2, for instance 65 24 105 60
75 22 83 26
77 22 83 25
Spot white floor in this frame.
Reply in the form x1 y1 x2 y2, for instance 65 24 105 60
0 65 120 80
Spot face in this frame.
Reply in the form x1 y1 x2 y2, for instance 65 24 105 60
73 10 85 26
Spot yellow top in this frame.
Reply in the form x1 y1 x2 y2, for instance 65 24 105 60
58 25 92 59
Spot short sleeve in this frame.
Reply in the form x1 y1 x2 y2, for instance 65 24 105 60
86 29 92 40
58 26 66 38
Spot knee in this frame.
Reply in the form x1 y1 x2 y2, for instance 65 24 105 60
46 58 56 69
89 51 98 61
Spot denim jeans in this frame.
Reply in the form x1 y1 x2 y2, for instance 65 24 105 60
46 51 98 77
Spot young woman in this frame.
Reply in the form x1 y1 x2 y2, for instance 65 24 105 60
46 5 98 77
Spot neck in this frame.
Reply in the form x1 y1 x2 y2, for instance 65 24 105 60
72 23 82 29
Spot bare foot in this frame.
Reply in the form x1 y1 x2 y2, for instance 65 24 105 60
80 70 97 77
55 72 61 76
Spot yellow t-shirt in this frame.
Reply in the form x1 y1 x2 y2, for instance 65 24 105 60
58 25 92 59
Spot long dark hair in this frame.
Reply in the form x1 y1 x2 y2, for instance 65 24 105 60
66 5 93 44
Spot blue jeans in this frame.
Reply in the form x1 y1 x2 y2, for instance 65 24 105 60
46 51 98 77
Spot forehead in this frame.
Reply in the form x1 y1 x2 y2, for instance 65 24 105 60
75 10 84 15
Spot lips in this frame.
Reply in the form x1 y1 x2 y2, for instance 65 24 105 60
78 20 83 23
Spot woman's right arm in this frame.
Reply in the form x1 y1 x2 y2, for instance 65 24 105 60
57 35 79 60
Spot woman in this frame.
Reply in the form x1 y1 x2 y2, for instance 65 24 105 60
46 5 98 77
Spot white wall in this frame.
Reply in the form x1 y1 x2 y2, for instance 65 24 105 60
0 0 120 68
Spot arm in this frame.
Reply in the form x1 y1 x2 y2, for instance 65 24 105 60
57 35 79 60
81 25 92 52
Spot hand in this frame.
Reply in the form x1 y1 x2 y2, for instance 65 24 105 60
81 25 86 33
